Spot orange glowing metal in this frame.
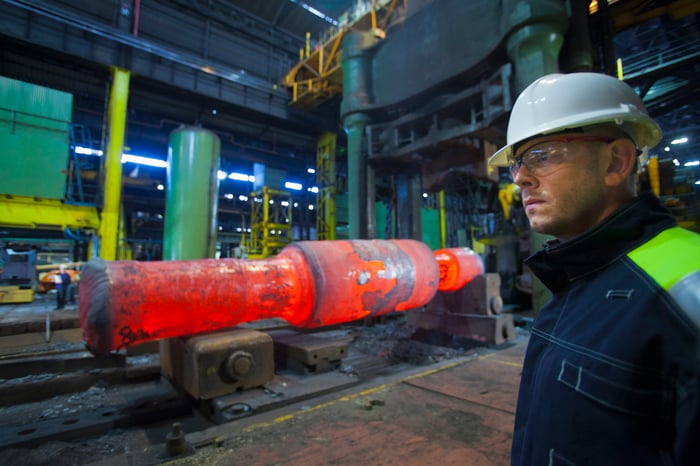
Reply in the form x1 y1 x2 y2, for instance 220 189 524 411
79 240 483 355
433 248 484 291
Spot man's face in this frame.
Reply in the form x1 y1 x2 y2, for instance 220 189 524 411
509 135 613 241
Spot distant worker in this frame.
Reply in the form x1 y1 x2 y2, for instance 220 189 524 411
489 72 700 465
55 264 72 310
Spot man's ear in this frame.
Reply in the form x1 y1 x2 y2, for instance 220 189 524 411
603 139 637 187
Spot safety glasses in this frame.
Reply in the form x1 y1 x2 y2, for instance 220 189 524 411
508 135 615 176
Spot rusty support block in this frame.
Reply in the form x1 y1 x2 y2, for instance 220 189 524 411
408 273 515 344
271 331 349 374
161 329 274 400
408 311 515 345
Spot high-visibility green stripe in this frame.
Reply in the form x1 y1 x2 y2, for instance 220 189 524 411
628 227 700 291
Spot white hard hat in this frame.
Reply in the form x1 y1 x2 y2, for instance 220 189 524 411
489 72 663 167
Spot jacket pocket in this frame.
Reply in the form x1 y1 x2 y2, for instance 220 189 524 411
556 359 671 419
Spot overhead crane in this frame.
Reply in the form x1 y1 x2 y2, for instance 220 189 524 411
281 0 406 110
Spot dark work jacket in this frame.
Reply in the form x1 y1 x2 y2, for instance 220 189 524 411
511 193 700 466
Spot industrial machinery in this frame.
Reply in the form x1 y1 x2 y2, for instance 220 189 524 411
409 272 515 345
0 249 37 303
79 238 485 400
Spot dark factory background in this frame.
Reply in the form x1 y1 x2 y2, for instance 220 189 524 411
0 1 698 464
1 0 697 265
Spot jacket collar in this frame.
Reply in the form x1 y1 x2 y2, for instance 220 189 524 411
524 192 677 293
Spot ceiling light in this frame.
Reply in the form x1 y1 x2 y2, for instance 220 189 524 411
229 172 253 182
120 154 168 168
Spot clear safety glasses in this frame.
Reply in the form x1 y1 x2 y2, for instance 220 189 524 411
508 135 615 176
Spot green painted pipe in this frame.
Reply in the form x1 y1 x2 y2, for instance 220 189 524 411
163 127 221 260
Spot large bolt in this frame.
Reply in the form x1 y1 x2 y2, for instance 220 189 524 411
165 422 185 457
225 351 254 380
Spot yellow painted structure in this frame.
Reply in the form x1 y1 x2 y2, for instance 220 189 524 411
316 132 337 240
0 285 34 304
648 156 661 197
0 195 99 231
281 0 404 109
247 187 293 259
98 67 131 261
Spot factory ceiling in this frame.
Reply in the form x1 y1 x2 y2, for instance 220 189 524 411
0 0 698 206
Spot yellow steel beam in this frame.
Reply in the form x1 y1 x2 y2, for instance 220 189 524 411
316 132 337 241
0 195 99 230
36 261 84 271
247 187 292 258
281 0 404 109
98 67 131 261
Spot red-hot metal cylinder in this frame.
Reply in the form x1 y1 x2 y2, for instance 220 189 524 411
434 248 484 291
79 239 447 355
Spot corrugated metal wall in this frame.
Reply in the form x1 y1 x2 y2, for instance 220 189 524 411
0 75 73 199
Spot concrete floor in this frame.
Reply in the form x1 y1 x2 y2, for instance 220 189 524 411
106 338 527 466
0 296 527 465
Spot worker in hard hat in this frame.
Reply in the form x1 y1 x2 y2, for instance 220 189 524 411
489 72 700 465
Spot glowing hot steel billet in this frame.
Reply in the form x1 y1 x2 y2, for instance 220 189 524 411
79 239 483 355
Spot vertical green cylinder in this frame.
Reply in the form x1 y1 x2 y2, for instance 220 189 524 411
341 31 378 239
163 127 221 260
506 0 569 91
505 0 568 314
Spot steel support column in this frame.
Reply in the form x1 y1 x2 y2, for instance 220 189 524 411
341 31 378 239
316 131 337 241
344 112 374 239
98 67 130 261
506 0 569 92
395 168 423 240
506 0 568 313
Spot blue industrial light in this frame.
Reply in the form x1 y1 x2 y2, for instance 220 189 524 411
122 154 168 168
228 172 255 182
288 0 338 25
75 145 167 168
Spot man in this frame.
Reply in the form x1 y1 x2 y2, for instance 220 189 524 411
489 72 700 465
55 264 72 310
